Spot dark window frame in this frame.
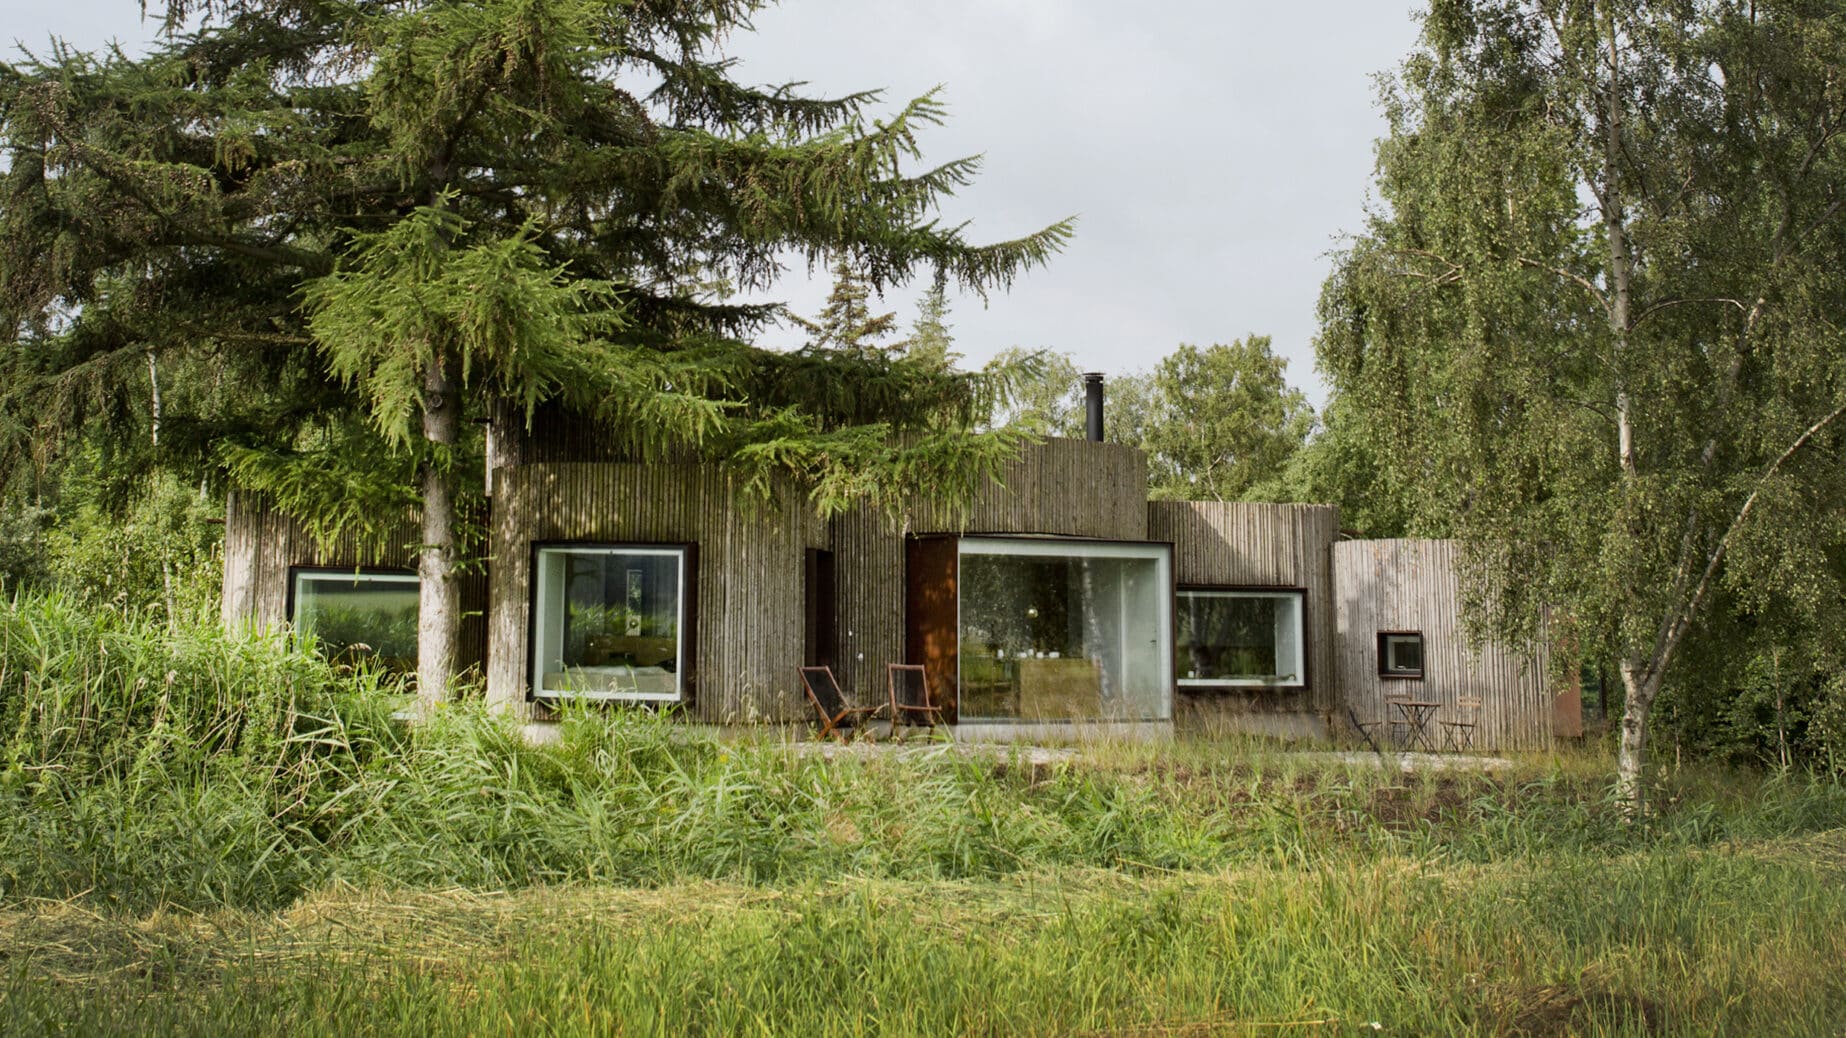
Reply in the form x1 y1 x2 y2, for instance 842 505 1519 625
525 540 698 704
1377 630 1425 679
1174 584 1310 691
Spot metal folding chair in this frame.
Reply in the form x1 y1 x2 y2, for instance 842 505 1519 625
1440 696 1482 752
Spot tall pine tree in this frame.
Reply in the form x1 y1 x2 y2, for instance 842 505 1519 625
0 0 1072 702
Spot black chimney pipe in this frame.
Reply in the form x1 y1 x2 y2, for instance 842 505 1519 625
1082 372 1104 442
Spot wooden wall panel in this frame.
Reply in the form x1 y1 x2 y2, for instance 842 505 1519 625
904 536 961 722
484 462 814 723
1146 501 1341 715
826 504 906 704
912 438 1149 540
218 490 488 673
1332 538 1560 750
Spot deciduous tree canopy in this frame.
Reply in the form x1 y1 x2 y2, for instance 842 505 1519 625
1318 0 1846 805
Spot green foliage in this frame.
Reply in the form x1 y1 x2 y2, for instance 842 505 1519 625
4 594 1844 917
1248 395 1422 538
303 205 624 450
905 279 957 372
8 844 1846 1036
0 0 1075 687
988 347 1086 435
1139 338 1315 501
1001 339 1316 503
1316 0 1846 783
797 259 900 354
0 594 405 908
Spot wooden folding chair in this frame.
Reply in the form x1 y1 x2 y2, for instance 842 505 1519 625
1345 706 1385 755
887 663 946 737
798 665 886 742
1440 696 1482 752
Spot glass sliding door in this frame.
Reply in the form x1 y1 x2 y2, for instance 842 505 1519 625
530 545 687 701
956 538 1172 722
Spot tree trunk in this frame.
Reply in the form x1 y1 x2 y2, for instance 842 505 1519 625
1615 659 1660 814
484 395 528 498
417 350 461 711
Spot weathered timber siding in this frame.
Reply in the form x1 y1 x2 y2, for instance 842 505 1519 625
1146 501 1341 731
219 490 488 672
913 438 1149 539
485 462 822 723
829 439 1153 703
1333 538 1560 750
828 504 907 703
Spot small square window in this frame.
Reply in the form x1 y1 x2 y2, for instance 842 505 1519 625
1378 632 1424 678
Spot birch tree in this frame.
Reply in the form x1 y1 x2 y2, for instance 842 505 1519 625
1320 0 1846 808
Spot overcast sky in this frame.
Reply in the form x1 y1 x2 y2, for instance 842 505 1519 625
9 1 1427 409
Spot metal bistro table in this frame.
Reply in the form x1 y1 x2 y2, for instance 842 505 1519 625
1389 699 1442 752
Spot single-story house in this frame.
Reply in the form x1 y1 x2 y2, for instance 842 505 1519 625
221 391 1580 749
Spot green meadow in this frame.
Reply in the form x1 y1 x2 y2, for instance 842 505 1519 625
3 595 1844 1035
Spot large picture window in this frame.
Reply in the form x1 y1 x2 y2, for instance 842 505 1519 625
531 545 688 700
1176 589 1305 688
956 539 1172 722
290 569 419 672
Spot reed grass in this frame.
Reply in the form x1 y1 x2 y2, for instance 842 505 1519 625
2 592 1844 1033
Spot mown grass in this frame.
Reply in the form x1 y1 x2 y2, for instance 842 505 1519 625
3 593 1845 1034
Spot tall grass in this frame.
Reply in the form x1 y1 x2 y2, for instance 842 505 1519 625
4 592 1846 1033
3 591 1845 914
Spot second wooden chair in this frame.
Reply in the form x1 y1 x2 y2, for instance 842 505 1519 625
887 663 947 738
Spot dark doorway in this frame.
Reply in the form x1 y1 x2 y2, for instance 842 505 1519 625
803 549 837 668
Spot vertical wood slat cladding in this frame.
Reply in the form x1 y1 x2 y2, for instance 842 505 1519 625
484 462 814 723
1146 502 1341 714
1332 538 1558 750
912 438 1149 540
827 505 907 704
219 491 488 672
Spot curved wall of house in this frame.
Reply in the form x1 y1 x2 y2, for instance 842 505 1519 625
1146 501 1341 735
219 491 488 673
1332 538 1568 750
484 462 828 723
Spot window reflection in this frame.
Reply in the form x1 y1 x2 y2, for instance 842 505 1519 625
532 546 686 700
957 541 1171 721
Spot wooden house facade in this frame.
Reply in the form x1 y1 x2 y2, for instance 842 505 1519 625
221 431 1575 747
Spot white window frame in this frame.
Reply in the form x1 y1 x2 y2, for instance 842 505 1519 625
955 537 1174 723
288 568 421 654
530 544 688 702
1175 588 1306 689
